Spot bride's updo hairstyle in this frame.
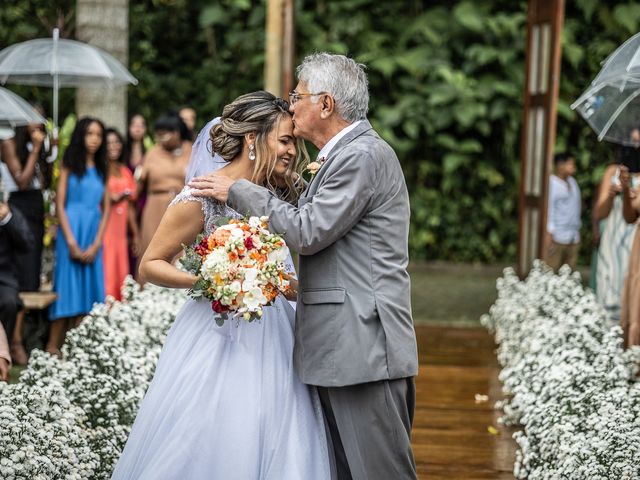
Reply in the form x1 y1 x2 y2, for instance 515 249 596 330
210 90 307 202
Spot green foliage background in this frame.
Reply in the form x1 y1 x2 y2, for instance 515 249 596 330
3 0 640 262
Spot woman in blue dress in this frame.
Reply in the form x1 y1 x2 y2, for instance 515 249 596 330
47 117 110 357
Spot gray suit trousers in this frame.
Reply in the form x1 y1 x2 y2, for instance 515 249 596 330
317 377 417 480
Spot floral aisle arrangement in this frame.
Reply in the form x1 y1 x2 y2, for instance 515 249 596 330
0 278 184 479
482 262 640 479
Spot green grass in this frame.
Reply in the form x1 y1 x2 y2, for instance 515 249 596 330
9 364 25 384
409 262 507 327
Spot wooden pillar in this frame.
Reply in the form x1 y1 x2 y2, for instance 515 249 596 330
264 0 295 97
517 0 565 276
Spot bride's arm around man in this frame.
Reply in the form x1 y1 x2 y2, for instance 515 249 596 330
190 52 419 480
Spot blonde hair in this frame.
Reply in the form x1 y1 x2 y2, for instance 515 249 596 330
210 91 307 202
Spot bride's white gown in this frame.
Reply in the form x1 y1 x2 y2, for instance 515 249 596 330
111 187 331 480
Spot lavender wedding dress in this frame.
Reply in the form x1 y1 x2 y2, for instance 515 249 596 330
110 185 331 479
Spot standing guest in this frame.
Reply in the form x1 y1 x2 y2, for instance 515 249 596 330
48 117 110 358
125 114 149 172
544 153 582 272
126 114 152 274
594 133 640 322
0 199 33 346
137 113 191 268
0 323 11 382
620 164 640 347
178 105 197 141
104 129 140 300
0 123 49 364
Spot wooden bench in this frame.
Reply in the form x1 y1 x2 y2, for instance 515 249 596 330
19 291 57 311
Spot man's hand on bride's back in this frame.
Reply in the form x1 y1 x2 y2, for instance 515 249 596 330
189 174 236 203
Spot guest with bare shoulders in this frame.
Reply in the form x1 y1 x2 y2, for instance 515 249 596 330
136 113 192 271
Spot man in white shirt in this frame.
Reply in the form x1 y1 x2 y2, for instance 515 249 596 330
545 152 582 271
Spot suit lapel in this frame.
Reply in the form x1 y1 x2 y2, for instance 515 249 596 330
300 120 373 200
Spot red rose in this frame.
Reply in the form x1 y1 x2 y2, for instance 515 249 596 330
244 237 254 250
211 300 225 313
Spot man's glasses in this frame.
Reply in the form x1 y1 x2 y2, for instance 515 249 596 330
288 91 328 105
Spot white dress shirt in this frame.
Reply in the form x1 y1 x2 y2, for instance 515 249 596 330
547 174 581 244
316 120 362 161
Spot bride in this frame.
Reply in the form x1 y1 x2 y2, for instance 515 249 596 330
111 91 331 479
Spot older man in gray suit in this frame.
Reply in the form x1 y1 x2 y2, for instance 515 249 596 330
190 53 418 480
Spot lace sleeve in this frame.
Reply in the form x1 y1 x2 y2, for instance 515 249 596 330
169 186 204 208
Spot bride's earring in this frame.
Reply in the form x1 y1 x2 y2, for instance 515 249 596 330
249 143 256 161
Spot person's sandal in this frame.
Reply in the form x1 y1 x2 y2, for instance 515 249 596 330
10 342 28 365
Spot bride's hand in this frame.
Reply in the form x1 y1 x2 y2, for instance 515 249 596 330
189 174 236 203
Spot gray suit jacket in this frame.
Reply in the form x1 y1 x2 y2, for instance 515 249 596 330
228 120 418 387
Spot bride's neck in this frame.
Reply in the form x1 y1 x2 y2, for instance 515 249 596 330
222 155 258 182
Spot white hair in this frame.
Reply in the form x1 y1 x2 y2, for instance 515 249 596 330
296 53 369 122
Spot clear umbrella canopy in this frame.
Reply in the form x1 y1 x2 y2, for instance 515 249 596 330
0 37 137 86
592 32 640 85
572 32 640 146
0 29 137 128
571 76 640 146
0 86 47 128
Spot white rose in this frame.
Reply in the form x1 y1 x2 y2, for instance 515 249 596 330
248 217 262 228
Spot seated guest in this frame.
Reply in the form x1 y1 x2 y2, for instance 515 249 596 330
0 199 33 344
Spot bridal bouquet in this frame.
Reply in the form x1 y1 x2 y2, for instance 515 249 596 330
180 216 291 325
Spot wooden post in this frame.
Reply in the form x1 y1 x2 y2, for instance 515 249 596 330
517 0 565 277
265 0 284 96
264 0 295 97
282 0 295 96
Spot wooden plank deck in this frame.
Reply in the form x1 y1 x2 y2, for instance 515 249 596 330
413 326 517 479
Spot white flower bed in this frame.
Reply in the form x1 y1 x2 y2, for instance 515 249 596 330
482 262 640 479
0 278 184 479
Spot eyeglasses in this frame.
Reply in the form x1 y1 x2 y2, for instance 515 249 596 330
288 91 329 105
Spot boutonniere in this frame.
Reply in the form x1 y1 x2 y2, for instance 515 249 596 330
306 156 326 178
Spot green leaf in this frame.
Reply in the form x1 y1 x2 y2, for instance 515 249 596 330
215 216 231 227
442 153 470 174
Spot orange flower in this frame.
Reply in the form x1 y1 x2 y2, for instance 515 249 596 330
212 229 232 247
250 251 267 263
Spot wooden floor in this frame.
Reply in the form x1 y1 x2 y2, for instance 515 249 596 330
413 326 517 479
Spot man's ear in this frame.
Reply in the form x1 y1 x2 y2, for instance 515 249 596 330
319 94 335 120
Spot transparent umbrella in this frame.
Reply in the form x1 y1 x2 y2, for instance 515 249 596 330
571 32 640 146
0 28 137 129
571 75 640 146
591 32 640 85
0 86 47 128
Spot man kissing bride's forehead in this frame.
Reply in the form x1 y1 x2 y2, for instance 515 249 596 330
113 53 418 480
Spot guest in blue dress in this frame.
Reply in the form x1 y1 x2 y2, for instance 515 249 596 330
47 117 110 357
